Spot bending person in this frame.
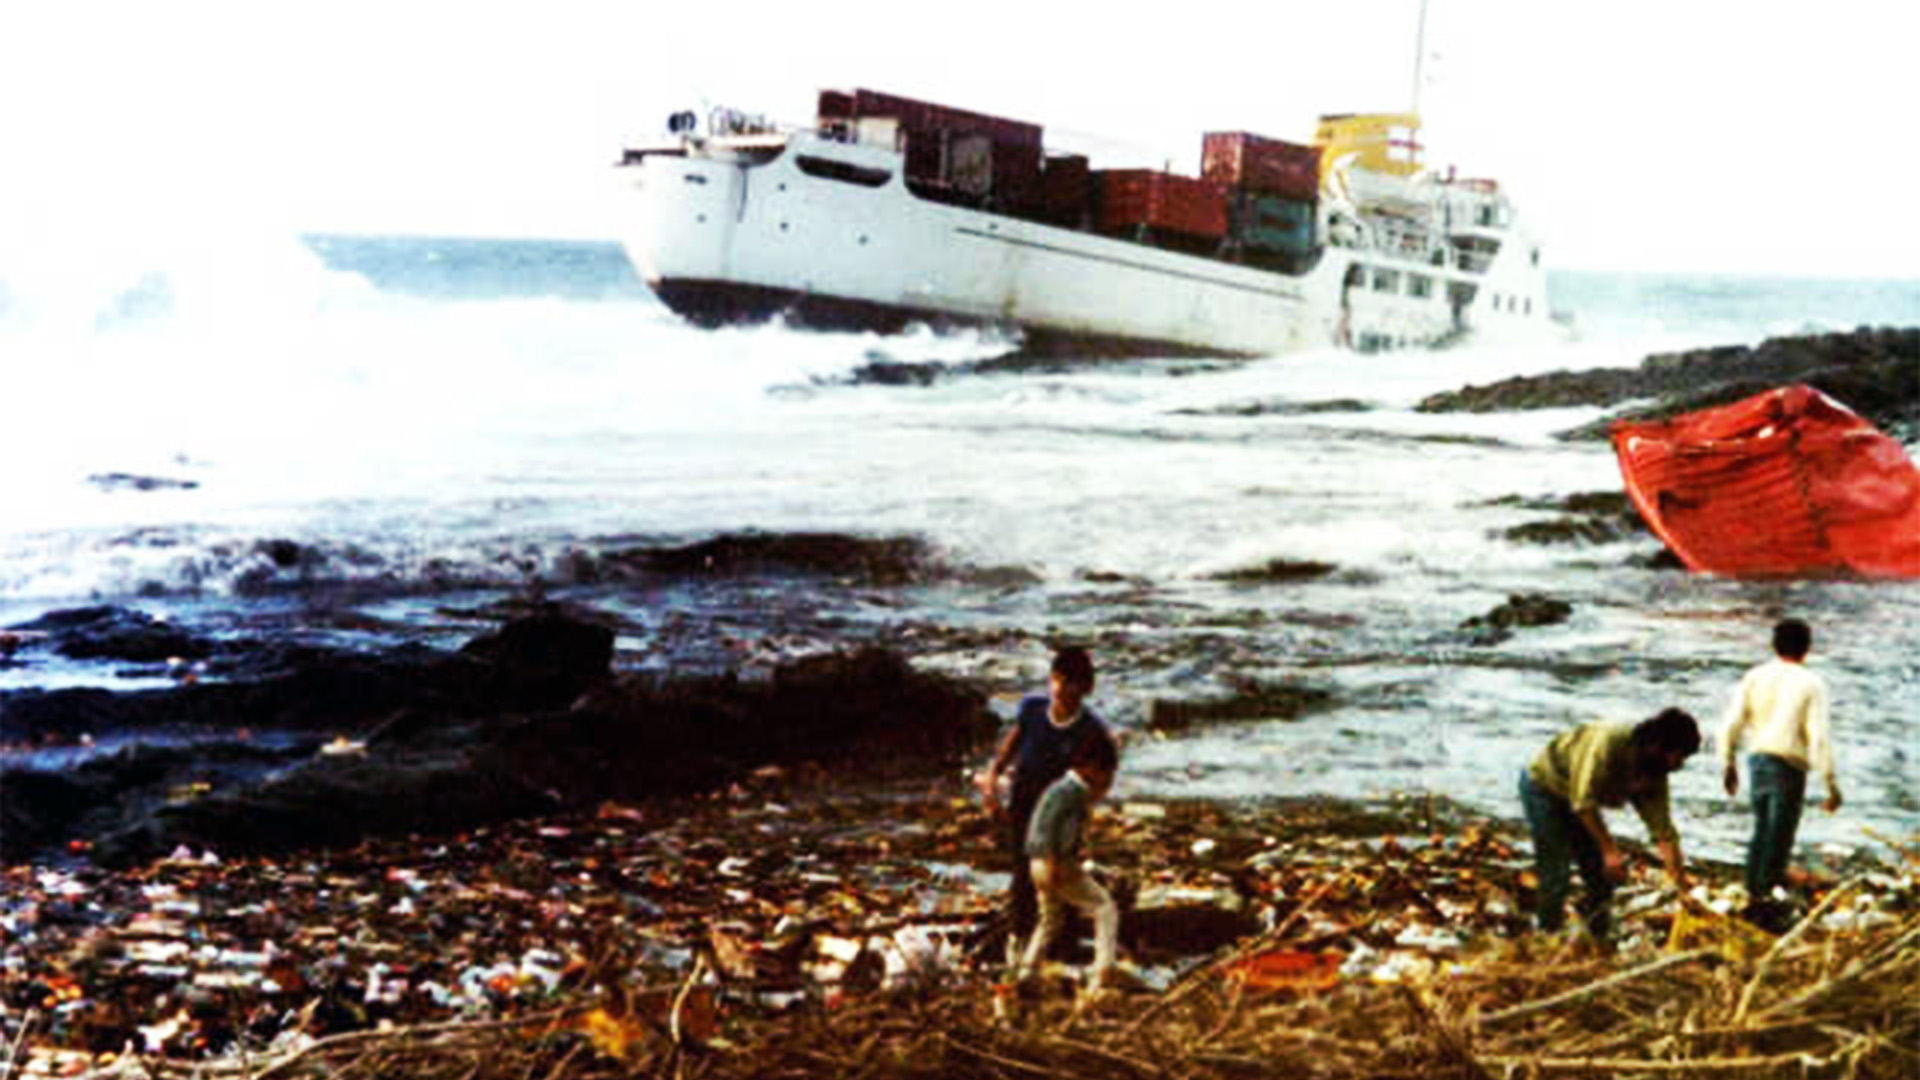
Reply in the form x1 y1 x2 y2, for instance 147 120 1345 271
1519 708 1701 944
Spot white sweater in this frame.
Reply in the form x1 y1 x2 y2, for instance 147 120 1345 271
1718 657 1836 791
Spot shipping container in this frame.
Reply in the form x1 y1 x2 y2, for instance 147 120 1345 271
1034 153 1092 227
1094 170 1229 241
844 89 1043 149
1202 132 1322 201
816 88 1051 212
1232 192 1317 254
817 89 856 121
992 142 1043 213
854 116 903 151
898 128 1043 210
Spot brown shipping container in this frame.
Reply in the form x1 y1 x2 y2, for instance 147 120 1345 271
1094 170 1229 240
847 88 1042 149
1201 132 1322 201
994 142 1043 211
898 128 1042 209
817 90 855 121
1037 153 1092 225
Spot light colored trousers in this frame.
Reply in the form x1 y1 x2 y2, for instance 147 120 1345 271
1017 856 1118 981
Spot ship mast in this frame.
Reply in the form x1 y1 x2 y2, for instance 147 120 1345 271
1410 0 1430 117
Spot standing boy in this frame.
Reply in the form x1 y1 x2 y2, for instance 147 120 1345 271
1017 733 1120 990
1518 708 1701 943
974 647 1116 965
1720 618 1840 927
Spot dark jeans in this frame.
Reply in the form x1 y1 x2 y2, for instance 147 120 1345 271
1746 753 1808 901
1518 771 1614 939
1005 798 1040 954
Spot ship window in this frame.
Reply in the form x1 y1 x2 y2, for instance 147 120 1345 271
1409 274 1432 299
1372 269 1399 293
1525 298 1532 315
795 156 891 187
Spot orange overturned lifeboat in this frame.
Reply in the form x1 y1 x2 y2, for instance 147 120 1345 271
1611 385 1920 579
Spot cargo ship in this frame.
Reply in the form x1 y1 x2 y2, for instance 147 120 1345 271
615 88 1563 357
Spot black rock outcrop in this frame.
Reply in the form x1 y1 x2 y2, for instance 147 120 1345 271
1418 327 1919 442
2 609 993 868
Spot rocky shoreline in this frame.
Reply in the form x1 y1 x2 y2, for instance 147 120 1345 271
1418 325 1919 443
1 606 994 869
4 326 1917 1075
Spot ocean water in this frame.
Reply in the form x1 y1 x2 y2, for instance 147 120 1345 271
1 232 1915 866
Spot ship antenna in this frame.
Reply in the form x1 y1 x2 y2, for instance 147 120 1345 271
1411 0 1430 116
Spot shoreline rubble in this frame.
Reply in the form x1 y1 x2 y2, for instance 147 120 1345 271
3 767 1912 1079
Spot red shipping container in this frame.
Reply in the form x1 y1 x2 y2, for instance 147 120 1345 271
817 89 855 121
1036 153 1092 225
1094 170 1229 240
846 89 1042 149
1201 132 1322 201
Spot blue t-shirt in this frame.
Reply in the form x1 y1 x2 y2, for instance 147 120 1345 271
1008 695 1112 819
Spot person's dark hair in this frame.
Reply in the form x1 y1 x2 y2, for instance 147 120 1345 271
1070 728 1119 777
1631 707 1701 768
1772 618 1812 660
1051 646 1095 688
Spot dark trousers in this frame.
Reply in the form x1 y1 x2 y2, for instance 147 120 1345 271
1518 771 1614 939
1005 800 1039 957
1746 753 1808 902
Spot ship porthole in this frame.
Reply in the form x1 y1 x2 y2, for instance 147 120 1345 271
780 222 790 232
859 236 869 245
696 213 707 223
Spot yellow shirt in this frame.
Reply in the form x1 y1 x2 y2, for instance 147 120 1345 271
1528 721 1679 844
1718 657 1834 790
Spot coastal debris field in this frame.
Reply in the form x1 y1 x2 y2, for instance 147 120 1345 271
4 770 1915 1079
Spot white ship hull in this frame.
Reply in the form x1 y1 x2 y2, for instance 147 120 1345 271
618 129 1562 358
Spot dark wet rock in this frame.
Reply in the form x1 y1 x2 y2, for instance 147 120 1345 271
846 360 945 386
1480 491 1637 518
1172 398 1373 417
7 606 215 664
1148 678 1335 732
1459 593 1573 646
0 609 613 745
1481 490 1654 548
1076 569 1150 586
598 532 936 586
1630 548 1689 572
1209 559 1339 584
1 739 317 864
1501 517 1635 545
95 746 562 866
86 472 200 492
1418 327 1920 443
457 610 615 694
14 635 993 868
951 564 1045 589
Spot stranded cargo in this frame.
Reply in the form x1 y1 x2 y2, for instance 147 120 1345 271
616 87 1563 357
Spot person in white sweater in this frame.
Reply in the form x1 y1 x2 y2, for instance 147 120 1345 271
1719 618 1841 926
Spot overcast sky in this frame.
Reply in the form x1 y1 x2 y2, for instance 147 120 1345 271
7 0 1917 278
